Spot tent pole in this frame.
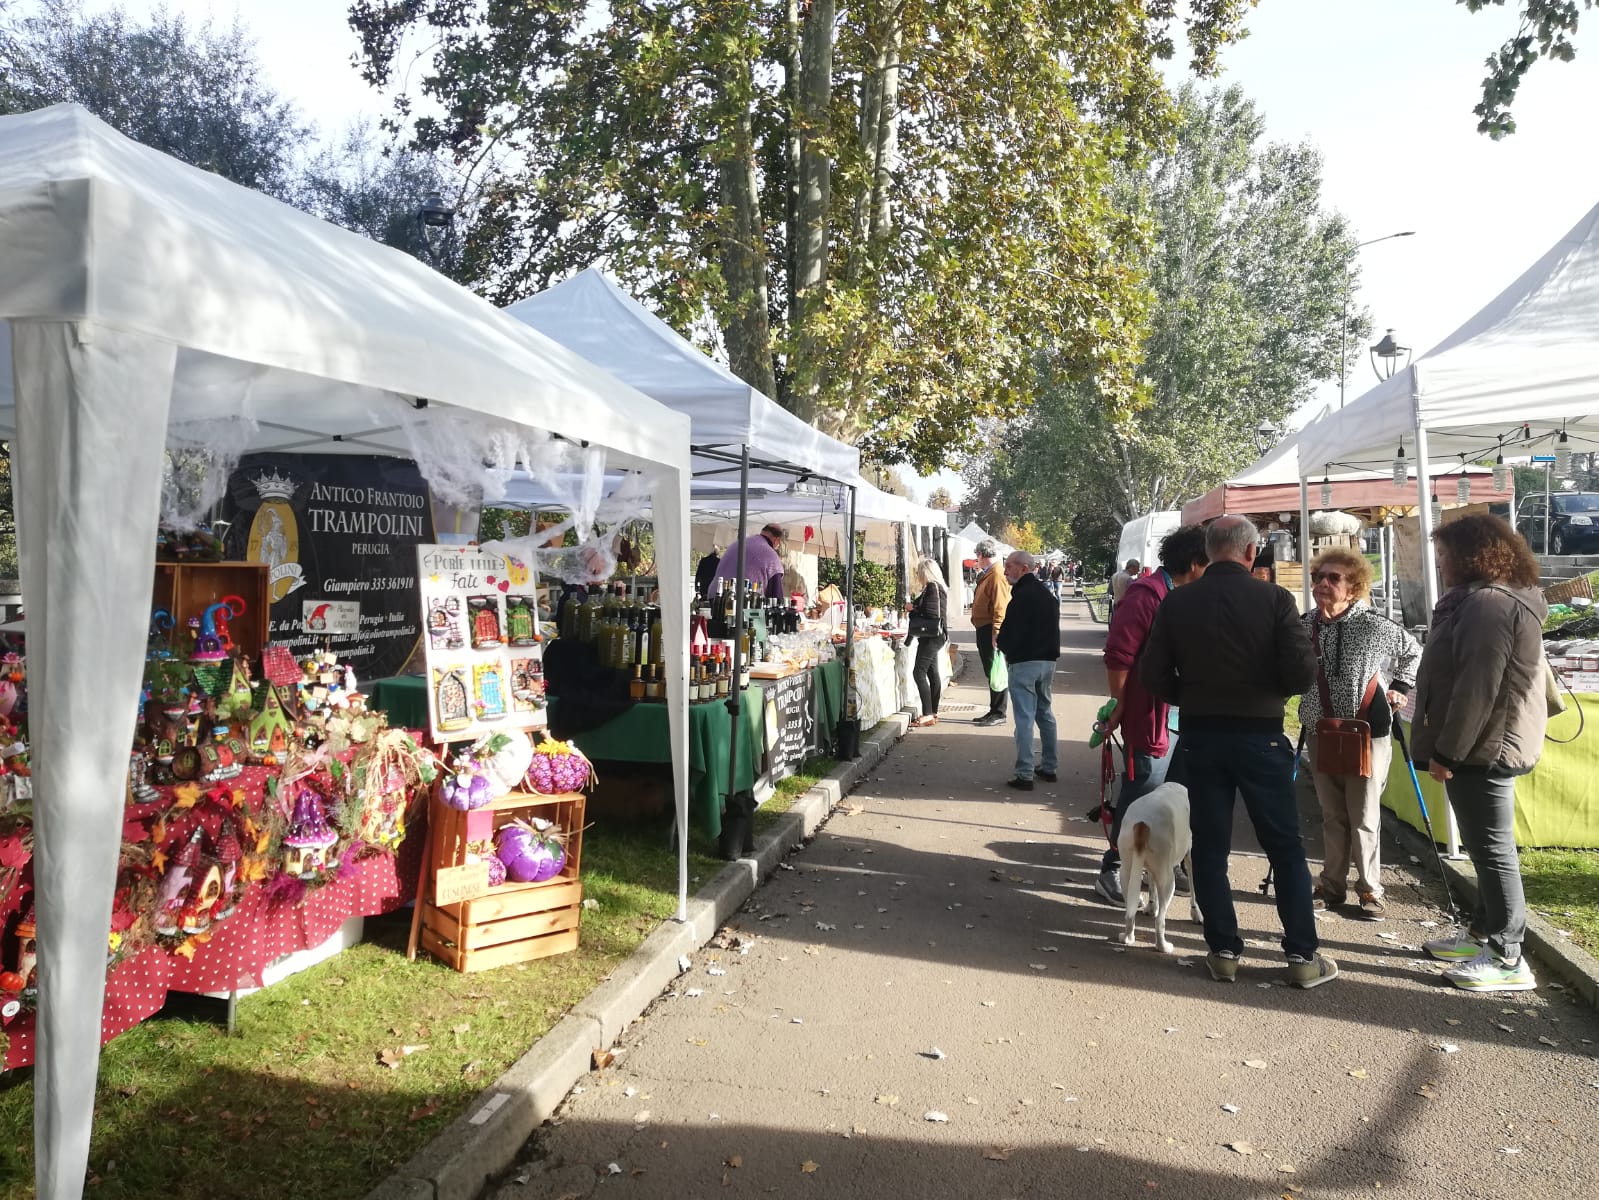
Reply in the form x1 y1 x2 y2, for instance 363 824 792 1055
844 485 858 710
1380 520 1393 621
1298 478 1312 612
724 445 751 833
1413 423 1461 858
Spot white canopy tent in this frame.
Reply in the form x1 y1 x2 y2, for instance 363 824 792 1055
0 104 695 1198
1298 199 1599 612
505 269 866 809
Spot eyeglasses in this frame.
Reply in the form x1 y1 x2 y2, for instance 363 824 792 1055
1312 570 1345 584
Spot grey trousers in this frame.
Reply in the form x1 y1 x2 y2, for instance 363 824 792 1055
1445 771 1527 962
1308 732 1393 900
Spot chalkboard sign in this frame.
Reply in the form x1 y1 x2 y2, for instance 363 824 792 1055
764 669 818 783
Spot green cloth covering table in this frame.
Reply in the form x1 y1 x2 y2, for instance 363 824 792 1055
367 661 844 839
367 674 429 731
1383 708 1599 849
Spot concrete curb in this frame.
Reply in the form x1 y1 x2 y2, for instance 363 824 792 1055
367 710 911 1200
1387 814 1599 1010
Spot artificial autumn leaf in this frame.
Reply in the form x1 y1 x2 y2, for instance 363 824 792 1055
173 939 198 960
121 817 148 843
150 849 168 873
172 783 202 809
150 820 167 844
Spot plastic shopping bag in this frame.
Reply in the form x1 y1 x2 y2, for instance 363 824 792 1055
988 651 1008 692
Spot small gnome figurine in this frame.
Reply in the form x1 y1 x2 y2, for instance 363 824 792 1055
281 784 339 878
14 905 39 994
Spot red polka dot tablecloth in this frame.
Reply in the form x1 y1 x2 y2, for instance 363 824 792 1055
2 804 425 1070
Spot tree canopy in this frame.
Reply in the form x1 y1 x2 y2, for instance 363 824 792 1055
963 85 1360 556
350 1 1256 471
1461 0 1594 137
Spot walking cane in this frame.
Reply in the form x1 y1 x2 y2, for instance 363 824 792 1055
1259 726 1308 897
1390 717 1462 927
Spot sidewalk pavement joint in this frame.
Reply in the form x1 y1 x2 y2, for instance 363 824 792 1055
366 709 912 1200
1386 812 1599 1010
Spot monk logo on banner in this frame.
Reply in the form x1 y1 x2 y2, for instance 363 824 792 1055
247 467 306 600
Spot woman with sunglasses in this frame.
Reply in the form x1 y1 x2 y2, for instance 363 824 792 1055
1299 547 1421 919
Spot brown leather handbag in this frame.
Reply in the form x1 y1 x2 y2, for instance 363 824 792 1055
1312 620 1380 778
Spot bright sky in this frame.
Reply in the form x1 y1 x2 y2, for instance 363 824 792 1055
89 1 1599 506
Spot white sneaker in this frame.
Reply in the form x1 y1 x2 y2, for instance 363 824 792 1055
1442 950 1537 992
1423 932 1485 962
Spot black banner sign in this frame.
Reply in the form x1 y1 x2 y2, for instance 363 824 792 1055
219 454 434 681
763 669 819 784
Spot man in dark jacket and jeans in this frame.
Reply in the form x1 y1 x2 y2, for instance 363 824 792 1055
997 551 1060 790
1094 524 1209 905
1139 516 1335 989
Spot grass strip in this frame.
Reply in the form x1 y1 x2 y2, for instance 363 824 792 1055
0 822 723 1200
1519 847 1599 961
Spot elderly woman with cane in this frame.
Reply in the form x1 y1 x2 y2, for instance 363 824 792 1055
1412 515 1547 991
1299 548 1421 919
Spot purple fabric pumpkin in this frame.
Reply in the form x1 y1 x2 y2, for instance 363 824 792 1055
495 822 566 883
482 852 507 887
441 769 492 811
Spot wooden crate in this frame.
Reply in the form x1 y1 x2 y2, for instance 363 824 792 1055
152 561 271 658
420 788 585 972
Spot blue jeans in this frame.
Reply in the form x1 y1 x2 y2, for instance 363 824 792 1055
1102 745 1171 870
1007 659 1058 780
1181 729 1318 960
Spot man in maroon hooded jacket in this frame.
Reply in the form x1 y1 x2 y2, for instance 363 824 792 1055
1093 524 1209 905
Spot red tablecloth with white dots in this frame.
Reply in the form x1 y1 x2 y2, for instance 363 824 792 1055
1 806 424 1070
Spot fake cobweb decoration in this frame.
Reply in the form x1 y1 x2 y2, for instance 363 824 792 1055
159 415 259 531
402 404 653 584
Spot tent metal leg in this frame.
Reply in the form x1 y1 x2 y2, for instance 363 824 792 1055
724 445 751 846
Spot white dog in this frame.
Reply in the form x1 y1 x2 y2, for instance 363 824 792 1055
1116 782 1202 954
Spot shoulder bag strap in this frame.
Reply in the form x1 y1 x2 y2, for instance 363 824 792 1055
1313 617 1337 718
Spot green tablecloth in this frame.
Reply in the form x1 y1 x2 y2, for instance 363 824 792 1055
1384 708 1599 849
368 660 844 839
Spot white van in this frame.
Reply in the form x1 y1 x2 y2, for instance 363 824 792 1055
1114 511 1184 575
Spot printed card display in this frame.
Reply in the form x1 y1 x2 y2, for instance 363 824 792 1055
417 544 547 742
303 599 361 634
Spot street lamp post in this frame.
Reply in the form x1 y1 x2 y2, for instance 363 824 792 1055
1339 230 1415 408
416 192 457 269
1369 328 1412 381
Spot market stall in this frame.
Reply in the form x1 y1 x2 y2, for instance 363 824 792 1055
0 104 696 1199
504 269 866 823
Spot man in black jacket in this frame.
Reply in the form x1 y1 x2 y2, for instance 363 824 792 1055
1138 516 1335 989
996 551 1060 790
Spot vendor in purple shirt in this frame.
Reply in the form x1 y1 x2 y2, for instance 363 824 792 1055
710 523 788 599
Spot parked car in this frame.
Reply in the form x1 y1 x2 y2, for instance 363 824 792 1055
1516 491 1599 555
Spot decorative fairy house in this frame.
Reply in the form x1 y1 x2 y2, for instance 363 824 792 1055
506 597 536 646
469 596 502 648
281 784 339 878
248 684 294 758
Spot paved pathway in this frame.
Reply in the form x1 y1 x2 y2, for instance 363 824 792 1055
497 600 1599 1199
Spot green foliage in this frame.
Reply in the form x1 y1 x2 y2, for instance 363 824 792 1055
348 1 1256 471
1460 0 1593 137
0 0 309 197
819 555 895 612
964 85 1359 557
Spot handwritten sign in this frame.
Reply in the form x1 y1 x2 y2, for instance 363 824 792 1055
434 861 492 906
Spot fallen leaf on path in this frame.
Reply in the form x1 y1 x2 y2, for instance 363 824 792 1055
1278 1163 1297 1174
1029 963 1048 971
983 1145 1015 1161
1436 1043 1459 1053
801 1160 819 1173
1227 1142 1257 1156
1415 1084 1438 1099
875 1094 900 1107
409 1103 440 1122
981 1000 996 1007
1221 1104 1240 1114
1243 1060 1268 1070
1539 1036 1559 1046
1445 1019 1462 1026
816 922 835 931
924 1110 949 1123
923 1047 946 1060
724 1155 742 1168
1348 1069 1368 1079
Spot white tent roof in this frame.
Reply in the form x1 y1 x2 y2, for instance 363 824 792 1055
1299 199 1599 474
0 104 695 1199
504 268 860 484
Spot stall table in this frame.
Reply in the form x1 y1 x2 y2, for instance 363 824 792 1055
1384 709 1599 849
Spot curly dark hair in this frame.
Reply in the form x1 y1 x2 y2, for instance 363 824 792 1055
1158 524 1209 575
1431 513 1540 588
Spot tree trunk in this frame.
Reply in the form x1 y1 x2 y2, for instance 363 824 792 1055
792 0 835 423
784 0 802 336
715 56 777 399
869 17 900 244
